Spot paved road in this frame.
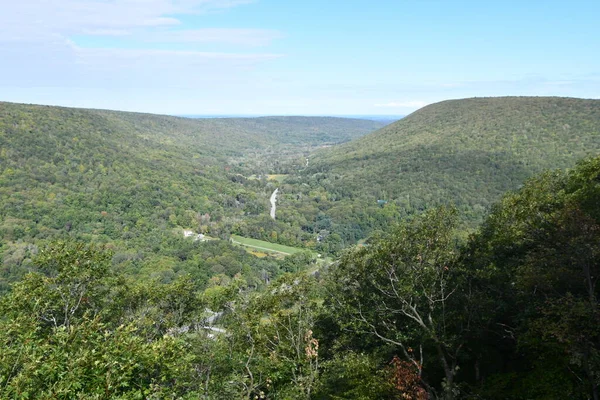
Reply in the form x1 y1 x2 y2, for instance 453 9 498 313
270 188 278 219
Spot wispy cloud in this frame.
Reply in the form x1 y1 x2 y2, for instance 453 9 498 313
81 29 133 37
440 83 463 88
374 101 430 108
543 80 576 86
0 1 260 42
146 28 283 46
0 0 282 94
74 45 282 66
0 38 281 85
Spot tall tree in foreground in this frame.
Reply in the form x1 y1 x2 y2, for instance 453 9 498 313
207 273 322 399
323 207 465 399
463 156 600 399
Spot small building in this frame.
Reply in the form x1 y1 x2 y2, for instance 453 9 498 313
184 230 206 241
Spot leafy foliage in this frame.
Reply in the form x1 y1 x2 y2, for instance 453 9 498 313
459 156 600 399
4 99 600 398
279 97 600 243
0 102 382 291
0 241 205 399
323 207 464 398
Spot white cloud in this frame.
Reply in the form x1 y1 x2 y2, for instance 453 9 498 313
543 80 575 86
0 37 282 90
73 45 282 68
147 28 283 46
0 1 258 42
81 29 133 36
440 83 462 88
374 101 430 108
0 0 282 93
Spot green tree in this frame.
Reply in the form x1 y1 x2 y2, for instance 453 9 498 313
0 241 205 399
209 273 322 399
461 156 600 399
324 207 464 399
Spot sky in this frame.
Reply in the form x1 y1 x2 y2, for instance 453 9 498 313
1 0 599 116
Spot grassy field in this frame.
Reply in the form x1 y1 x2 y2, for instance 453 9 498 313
267 174 288 183
245 174 287 183
230 235 306 255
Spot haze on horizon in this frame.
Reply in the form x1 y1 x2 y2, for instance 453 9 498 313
1 0 599 116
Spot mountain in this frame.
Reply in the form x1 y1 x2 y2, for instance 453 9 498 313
0 102 383 289
93 111 387 150
279 97 600 243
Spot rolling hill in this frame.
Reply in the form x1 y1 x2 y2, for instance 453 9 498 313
278 97 600 244
0 101 383 289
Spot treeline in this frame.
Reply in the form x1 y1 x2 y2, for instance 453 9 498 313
2 156 600 398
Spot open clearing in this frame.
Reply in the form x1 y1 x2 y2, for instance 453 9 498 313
267 174 288 182
230 235 306 256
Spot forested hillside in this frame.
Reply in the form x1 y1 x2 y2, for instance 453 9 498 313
2 98 600 398
0 102 382 291
3 156 600 399
277 97 600 245
320 156 600 399
2 0 596 396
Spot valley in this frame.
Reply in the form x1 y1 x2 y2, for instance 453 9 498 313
2 97 600 399
3 97 600 289
276 97 600 244
4 1 599 397
0 101 384 292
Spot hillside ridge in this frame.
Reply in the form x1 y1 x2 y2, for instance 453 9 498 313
278 96 600 243
0 101 383 290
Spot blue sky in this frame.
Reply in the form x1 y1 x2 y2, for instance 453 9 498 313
1 0 599 115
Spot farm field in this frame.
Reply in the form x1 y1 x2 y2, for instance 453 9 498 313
267 174 288 183
230 235 307 256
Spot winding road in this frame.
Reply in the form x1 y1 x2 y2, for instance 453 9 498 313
270 188 278 219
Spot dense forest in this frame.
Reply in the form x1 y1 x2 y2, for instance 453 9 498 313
275 97 600 245
2 156 600 398
0 102 383 291
1 98 600 398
